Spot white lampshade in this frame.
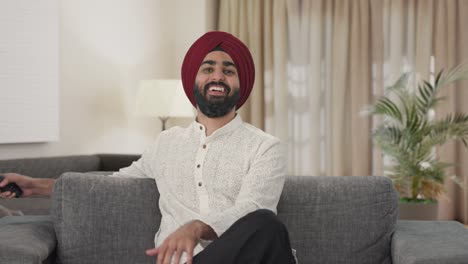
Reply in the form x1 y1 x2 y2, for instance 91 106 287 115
136 79 194 118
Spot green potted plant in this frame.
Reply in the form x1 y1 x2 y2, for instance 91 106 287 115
365 64 468 219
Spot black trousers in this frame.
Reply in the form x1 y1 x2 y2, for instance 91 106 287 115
191 209 296 264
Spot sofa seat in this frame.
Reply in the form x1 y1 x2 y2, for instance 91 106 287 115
0 215 56 264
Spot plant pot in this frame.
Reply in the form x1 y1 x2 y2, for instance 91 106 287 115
398 202 438 220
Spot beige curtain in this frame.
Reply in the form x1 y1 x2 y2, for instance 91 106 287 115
218 0 374 176
383 0 468 223
217 0 468 223
432 0 468 223
286 0 375 176
455 0 468 225
327 0 374 176
218 0 288 129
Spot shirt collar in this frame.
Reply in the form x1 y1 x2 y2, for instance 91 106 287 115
193 114 243 139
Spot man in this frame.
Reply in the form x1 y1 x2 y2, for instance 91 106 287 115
1 31 296 264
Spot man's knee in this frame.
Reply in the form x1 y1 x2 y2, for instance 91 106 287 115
244 209 287 233
246 209 276 220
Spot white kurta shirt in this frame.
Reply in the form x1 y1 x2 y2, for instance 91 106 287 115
111 114 286 259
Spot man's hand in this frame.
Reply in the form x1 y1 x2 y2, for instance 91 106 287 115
0 173 55 198
0 173 34 198
145 220 217 264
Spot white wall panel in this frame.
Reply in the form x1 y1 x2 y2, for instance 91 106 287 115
0 0 59 143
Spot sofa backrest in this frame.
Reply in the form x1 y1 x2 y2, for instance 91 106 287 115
52 174 398 264
0 154 141 179
0 155 101 179
278 176 398 264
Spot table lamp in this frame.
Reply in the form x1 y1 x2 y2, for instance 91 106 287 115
136 79 195 131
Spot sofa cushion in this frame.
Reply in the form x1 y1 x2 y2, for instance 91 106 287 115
1 197 51 215
0 215 56 264
52 173 161 264
278 176 398 264
392 220 468 264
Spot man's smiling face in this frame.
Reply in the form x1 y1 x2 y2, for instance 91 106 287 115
193 51 241 117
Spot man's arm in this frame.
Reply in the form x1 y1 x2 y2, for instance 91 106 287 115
109 137 160 179
0 136 163 200
190 219 218 240
0 146 153 198
0 173 55 198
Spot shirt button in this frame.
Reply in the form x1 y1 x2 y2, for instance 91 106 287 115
202 144 207 149
199 126 203 130
198 182 202 187
197 164 201 168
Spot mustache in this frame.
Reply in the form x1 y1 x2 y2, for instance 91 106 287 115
204 82 231 94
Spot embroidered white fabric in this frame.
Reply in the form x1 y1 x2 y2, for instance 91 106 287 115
111 115 287 262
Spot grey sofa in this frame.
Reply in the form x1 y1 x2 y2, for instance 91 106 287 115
1 162 468 263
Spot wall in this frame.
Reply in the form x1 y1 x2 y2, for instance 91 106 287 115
0 0 215 159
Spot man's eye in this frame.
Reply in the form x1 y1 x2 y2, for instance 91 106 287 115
224 69 235 75
202 68 213 73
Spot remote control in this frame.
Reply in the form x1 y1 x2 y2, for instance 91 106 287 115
0 175 23 198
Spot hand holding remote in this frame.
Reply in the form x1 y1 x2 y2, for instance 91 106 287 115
0 175 23 198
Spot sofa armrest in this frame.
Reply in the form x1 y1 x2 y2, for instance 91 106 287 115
96 154 141 171
0 215 56 264
392 220 468 264
51 172 161 264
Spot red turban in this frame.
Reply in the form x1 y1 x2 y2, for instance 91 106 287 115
181 31 255 109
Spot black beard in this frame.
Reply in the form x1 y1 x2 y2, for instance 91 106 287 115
194 82 240 118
